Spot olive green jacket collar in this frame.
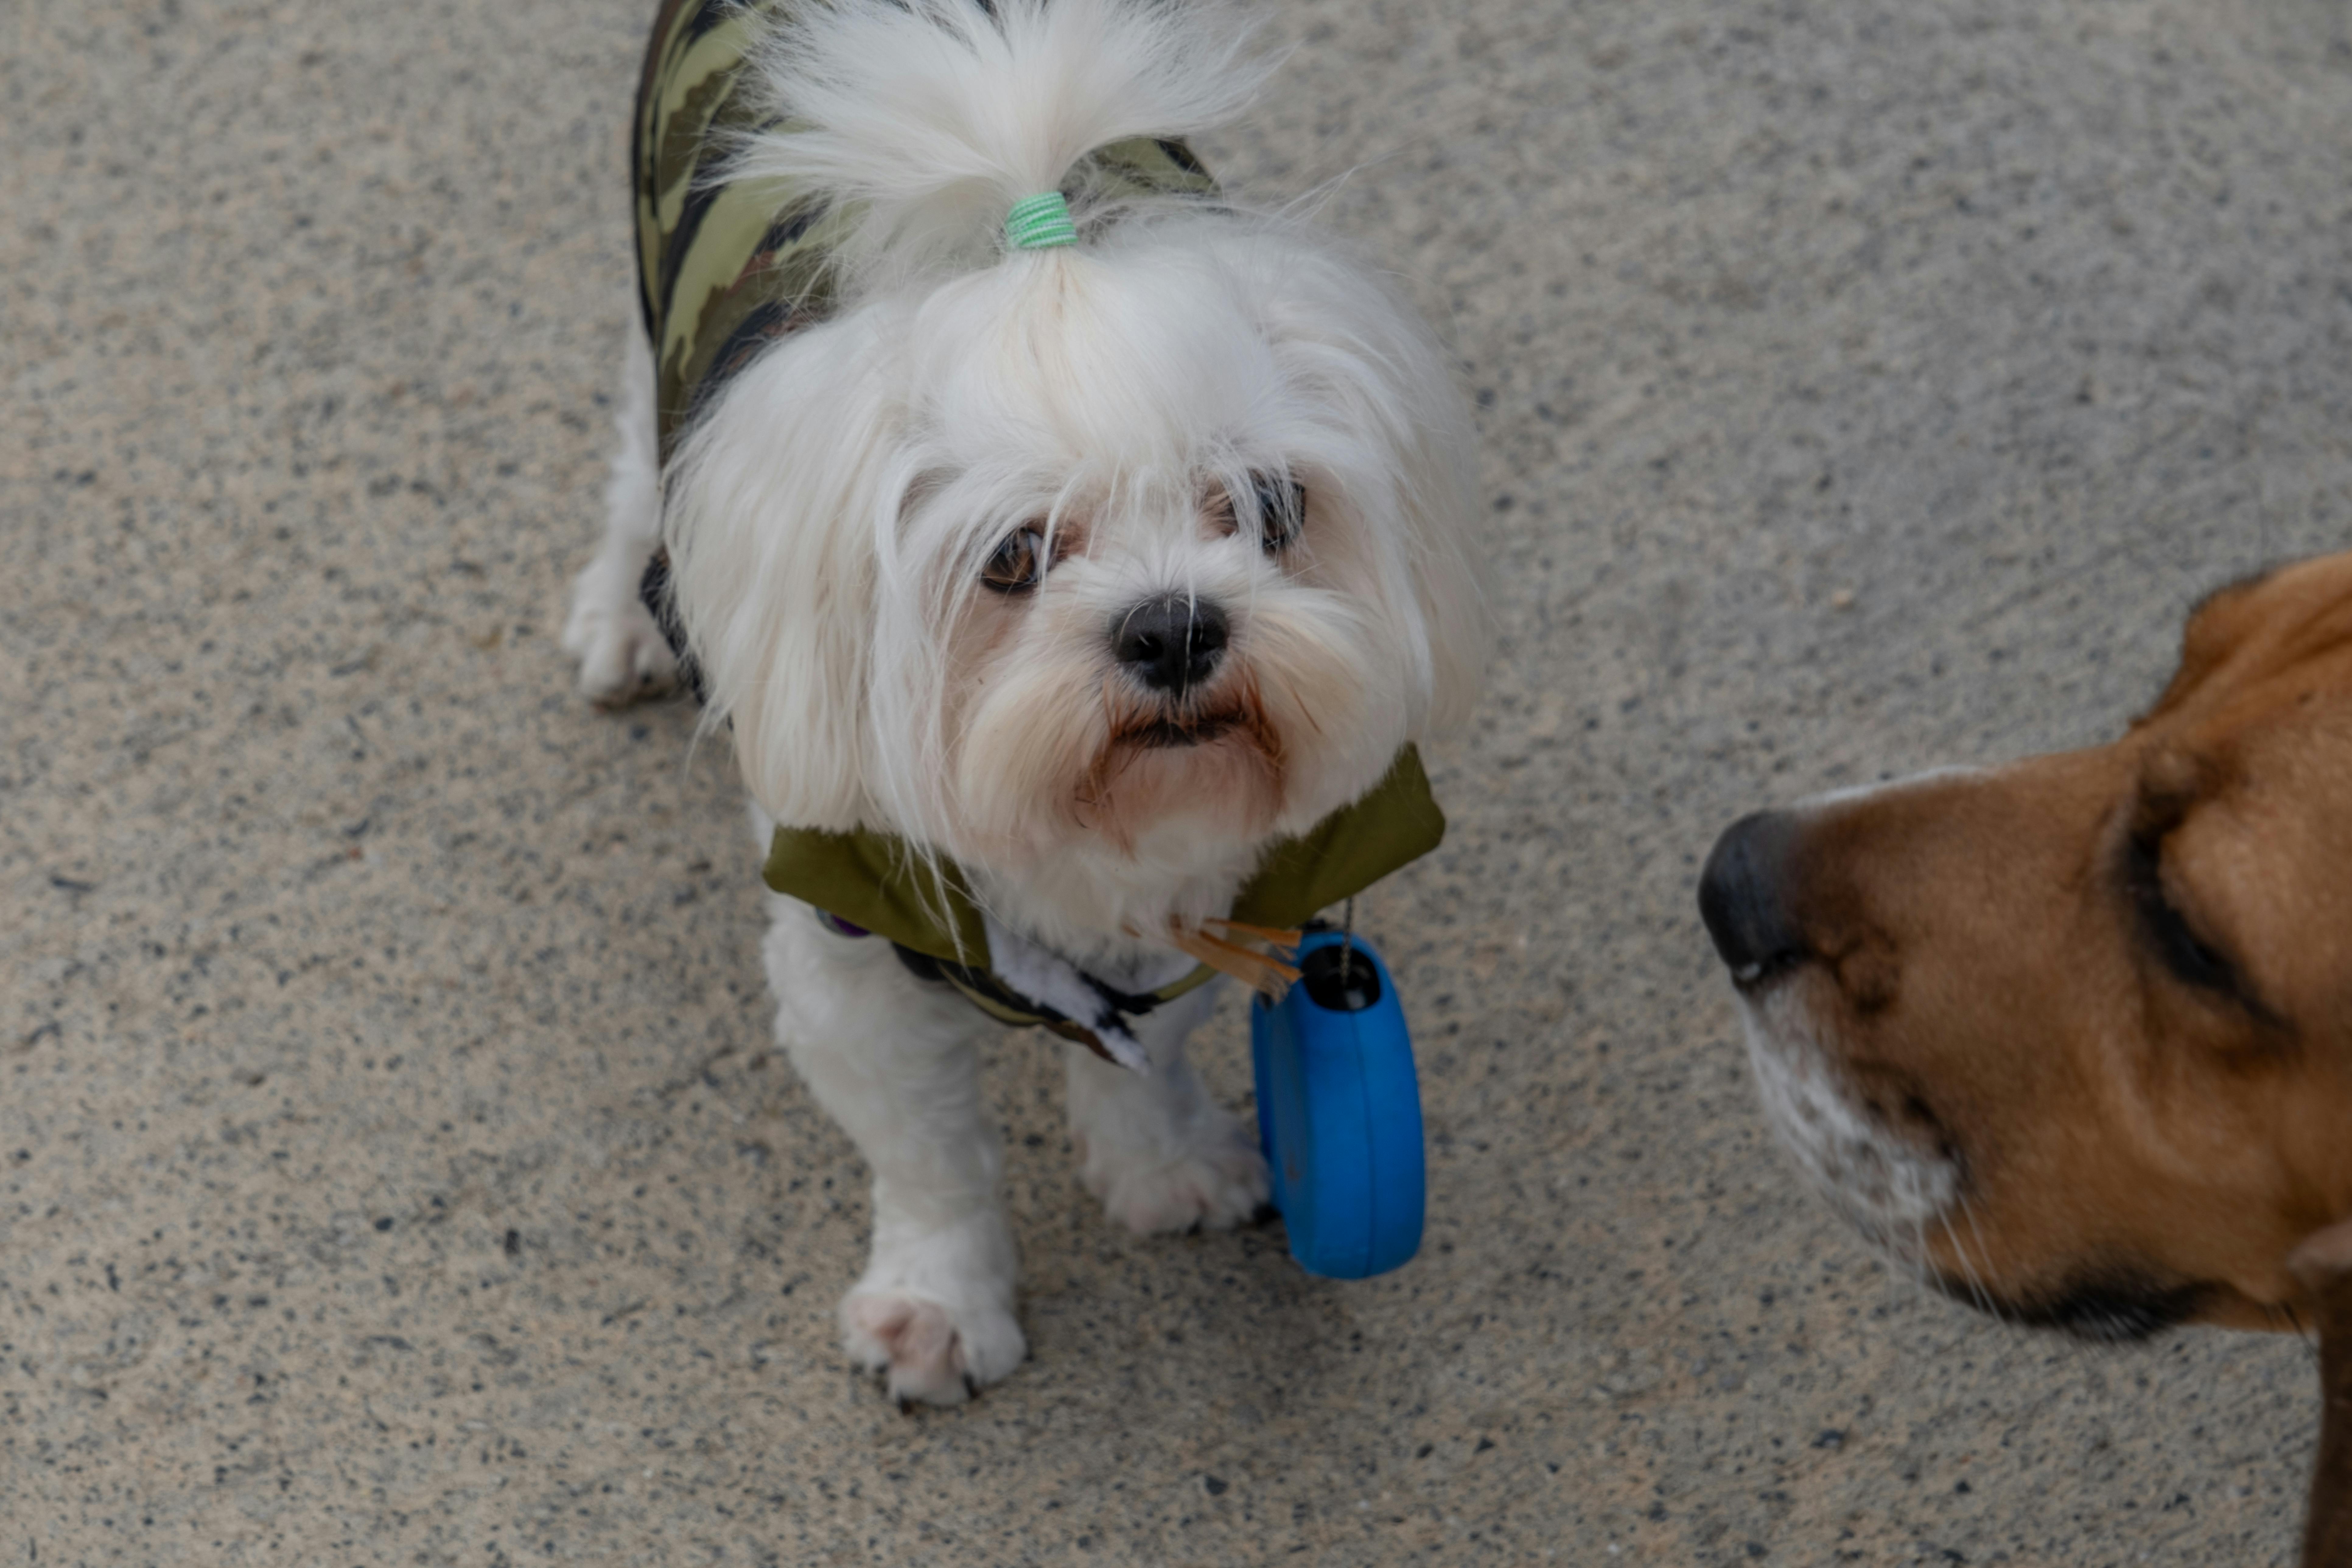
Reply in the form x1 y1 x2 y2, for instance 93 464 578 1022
761 745 1446 968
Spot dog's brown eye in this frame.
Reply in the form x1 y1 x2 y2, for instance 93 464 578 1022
982 526 1047 593
1252 473 1306 553
2125 830 2243 1001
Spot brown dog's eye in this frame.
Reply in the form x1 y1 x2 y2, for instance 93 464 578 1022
1252 473 1306 554
2124 831 2242 1000
982 526 1046 593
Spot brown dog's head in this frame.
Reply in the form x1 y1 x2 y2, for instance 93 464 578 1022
1700 550 2352 1339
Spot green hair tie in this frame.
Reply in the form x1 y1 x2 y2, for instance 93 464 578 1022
1006 191 1078 251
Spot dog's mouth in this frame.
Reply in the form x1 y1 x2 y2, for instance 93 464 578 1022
1742 992 2218 1343
1073 676 1288 845
1119 711 1240 749
1936 1267 2207 1343
1100 672 1273 757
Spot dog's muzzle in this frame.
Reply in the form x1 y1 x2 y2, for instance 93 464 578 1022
1698 805 1962 1246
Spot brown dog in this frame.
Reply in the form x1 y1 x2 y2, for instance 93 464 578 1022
1698 549 2352 1565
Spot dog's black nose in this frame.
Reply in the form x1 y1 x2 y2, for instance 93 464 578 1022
1698 810 1811 984
1113 596 1228 693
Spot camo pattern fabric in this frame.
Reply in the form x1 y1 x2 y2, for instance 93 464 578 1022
632 0 1222 464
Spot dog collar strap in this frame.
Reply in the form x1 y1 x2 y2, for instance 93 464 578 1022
1006 191 1078 250
807 902 1181 1067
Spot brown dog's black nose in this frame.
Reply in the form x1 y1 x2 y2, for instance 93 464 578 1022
1114 595 1228 694
1698 810 1810 985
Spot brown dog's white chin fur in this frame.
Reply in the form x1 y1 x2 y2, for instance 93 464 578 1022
1732 980 1960 1255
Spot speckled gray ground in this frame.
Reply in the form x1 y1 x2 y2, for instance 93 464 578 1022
8 0 2351 1562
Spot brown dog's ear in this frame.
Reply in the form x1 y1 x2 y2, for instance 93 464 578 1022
2291 1219 2352 1568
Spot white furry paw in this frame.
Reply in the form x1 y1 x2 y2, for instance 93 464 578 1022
843 1291 1026 1407
840 1212 1024 1406
1077 1107 1270 1236
562 589 678 707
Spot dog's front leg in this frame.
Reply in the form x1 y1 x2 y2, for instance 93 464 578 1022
1065 985 1270 1235
561 319 680 706
763 903 1025 1406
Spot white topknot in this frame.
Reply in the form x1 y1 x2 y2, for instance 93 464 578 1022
726 0 1275 286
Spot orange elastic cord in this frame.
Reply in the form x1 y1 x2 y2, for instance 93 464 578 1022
1169 919 1304 998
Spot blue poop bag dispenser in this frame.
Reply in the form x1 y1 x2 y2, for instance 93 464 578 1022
1250 926 1426 1279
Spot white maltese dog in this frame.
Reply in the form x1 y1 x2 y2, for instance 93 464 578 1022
564 0 1487 1404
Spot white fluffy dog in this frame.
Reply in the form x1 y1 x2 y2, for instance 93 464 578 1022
564 0 1487 1403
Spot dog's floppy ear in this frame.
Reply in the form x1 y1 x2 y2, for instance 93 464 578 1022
1231 231 1493 738
2291 1218 2352 1568
663 312 905 831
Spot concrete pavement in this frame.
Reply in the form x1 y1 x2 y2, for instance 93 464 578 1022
8 0 2352 1560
